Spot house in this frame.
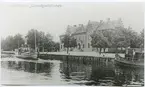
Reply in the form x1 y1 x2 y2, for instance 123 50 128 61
59 18 124 52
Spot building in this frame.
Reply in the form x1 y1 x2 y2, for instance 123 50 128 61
59 18 124 52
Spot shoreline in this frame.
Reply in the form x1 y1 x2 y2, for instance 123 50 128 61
1 51 125 59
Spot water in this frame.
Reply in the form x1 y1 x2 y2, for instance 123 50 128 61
1 56 144 86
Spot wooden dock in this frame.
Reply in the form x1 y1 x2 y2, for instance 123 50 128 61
39 54 113 62
38 52 124 62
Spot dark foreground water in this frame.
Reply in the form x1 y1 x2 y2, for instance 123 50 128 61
1 56 144 86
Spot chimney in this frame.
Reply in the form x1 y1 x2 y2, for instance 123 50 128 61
67 25 70 28
81 24 83 27
79 24 83 27
118 18 122 21
107 18 110 21
118 18 123 24
128 26 132 29
100 20 103 23
88 20 91 24
74 25 77 27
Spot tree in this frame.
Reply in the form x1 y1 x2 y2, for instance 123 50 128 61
1 34 24 51
112 27 131 48
38 31 45 51
26 29 38 49
70 38 77 48
91 30 112 53
13 33 25 49
1 38 5 50
42 32 53 52
1 36 14 51
62 34 71 54
53 42 60 52
112 27 142 48
91 26 143 53
1 29 55 52
139 29 144 48
26 29 54 52
61 34 77 54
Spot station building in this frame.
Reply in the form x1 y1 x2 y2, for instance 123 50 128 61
59 18 124 52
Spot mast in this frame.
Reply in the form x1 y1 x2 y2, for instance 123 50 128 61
35 30 37 52
18 40 20 55
42 33 44 52
18 40 19 48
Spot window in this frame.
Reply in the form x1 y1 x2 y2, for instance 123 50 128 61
83 44 84 48
83 35 85 41
79 36 81 40
88 43 90 48
61 44 63 49
61 45 62 49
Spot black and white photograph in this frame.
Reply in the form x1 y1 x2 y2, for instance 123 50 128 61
0 1 144 86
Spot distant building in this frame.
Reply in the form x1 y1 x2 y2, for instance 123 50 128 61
59 18 124 52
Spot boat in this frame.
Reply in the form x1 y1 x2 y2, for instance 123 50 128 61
115 48 144 68
15 51 38 60
15 30 38 60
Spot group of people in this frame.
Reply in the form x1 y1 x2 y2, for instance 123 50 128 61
17 47 36 55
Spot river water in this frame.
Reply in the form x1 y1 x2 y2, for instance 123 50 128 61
1 55 144 86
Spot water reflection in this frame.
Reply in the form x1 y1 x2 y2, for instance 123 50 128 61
114 66 144 86
60 58 115 86
1 61 52 74
1 57 144 86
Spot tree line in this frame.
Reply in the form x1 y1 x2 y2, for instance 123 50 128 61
91 27 144 53
1 29 59 52
61 34 77 53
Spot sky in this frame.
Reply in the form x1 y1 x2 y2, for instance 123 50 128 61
0 2 144 42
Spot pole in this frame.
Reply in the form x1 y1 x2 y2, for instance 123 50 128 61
35 30 37 52
18 40 19 48
43 33 44 52
18 40 20 55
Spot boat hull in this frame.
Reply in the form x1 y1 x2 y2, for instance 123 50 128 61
115 59 144 68
16 53 38 60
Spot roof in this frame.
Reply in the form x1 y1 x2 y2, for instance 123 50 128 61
71 31 86 36
98 19 124 30
59 34 65 37
61 18 124 37
86 21 100 33
66 24 87 35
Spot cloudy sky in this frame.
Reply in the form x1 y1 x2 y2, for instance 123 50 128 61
1 2 144 42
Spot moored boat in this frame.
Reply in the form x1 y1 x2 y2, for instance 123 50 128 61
15 51 38 60
115 48 144 68
15 30 38 60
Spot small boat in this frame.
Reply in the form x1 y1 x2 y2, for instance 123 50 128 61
15 51 38 60
15 30 38 60
115 48 144 68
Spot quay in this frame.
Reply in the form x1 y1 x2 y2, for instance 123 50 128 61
1 51 125 61
38 52 125 61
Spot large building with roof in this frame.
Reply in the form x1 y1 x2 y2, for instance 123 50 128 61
59 18 124 52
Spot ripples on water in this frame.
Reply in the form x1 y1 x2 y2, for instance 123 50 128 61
1 56 144 86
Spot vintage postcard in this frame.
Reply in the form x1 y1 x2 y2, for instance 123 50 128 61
0 1 144 86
